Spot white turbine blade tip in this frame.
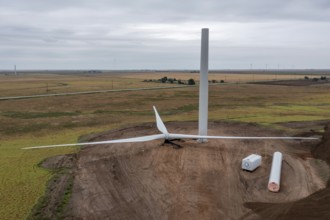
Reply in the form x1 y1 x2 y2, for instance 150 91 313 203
22 143 81 149
153 106 169 135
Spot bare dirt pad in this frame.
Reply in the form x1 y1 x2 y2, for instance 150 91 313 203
54 122 327 220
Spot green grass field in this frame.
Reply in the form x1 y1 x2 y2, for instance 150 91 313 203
1 72 330 219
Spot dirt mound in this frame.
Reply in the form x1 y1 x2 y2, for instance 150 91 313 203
28 154 76 220
245 187 330 220
246 124 330 220
55 122 325 220
312 125 330 163
278 120 330 135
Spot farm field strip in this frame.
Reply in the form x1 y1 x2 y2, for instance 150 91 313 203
0 72 317 98
0 85 191 101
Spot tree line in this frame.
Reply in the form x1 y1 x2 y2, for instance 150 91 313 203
143 76 225 85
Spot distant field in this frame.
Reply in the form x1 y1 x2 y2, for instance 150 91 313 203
121 72 303 82
1 71 330 219
0 71 323 98
0 72 175 97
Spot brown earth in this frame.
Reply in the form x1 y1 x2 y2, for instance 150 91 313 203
252 79 330 86
246 124 330 220
51 121 327 220
312 124 330 162
29 154 77 220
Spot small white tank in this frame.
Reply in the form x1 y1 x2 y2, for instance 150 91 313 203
242 154 261 171
268 152 283 192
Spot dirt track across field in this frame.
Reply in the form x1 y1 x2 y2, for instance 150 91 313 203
59 122 326 219
253 79 330 86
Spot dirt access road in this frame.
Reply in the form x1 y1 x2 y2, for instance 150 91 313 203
61 122 325 219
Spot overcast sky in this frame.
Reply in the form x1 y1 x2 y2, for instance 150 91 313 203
1 0 329 70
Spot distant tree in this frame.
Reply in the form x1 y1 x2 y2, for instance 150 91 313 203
188 78 195 85
304 76 309 80
178 79 184 84
220 80 225 83
161 76 168 83
212 80 217 83
321 76 327 80
168 78 174 83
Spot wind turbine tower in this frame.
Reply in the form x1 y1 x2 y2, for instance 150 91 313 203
198 28 209 142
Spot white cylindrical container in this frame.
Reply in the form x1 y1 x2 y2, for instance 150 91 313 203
268 151 283 192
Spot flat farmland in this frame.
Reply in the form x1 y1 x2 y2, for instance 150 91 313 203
0 71 315 98
121 71 303 82
0 72 175 97
1 71 330 219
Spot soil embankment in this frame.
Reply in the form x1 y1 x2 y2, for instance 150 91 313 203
28 154 76 220
245 124 330 220
55 122 326 219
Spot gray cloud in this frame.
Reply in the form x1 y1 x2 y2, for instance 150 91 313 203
0 0 329 69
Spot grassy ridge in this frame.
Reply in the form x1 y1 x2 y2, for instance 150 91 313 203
0 73 330 219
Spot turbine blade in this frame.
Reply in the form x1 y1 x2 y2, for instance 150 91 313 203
22 134 165 150
153 106 169 134
168 133 319 140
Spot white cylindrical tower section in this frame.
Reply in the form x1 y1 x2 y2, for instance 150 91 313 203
198 28 209 142
268 151 283 192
